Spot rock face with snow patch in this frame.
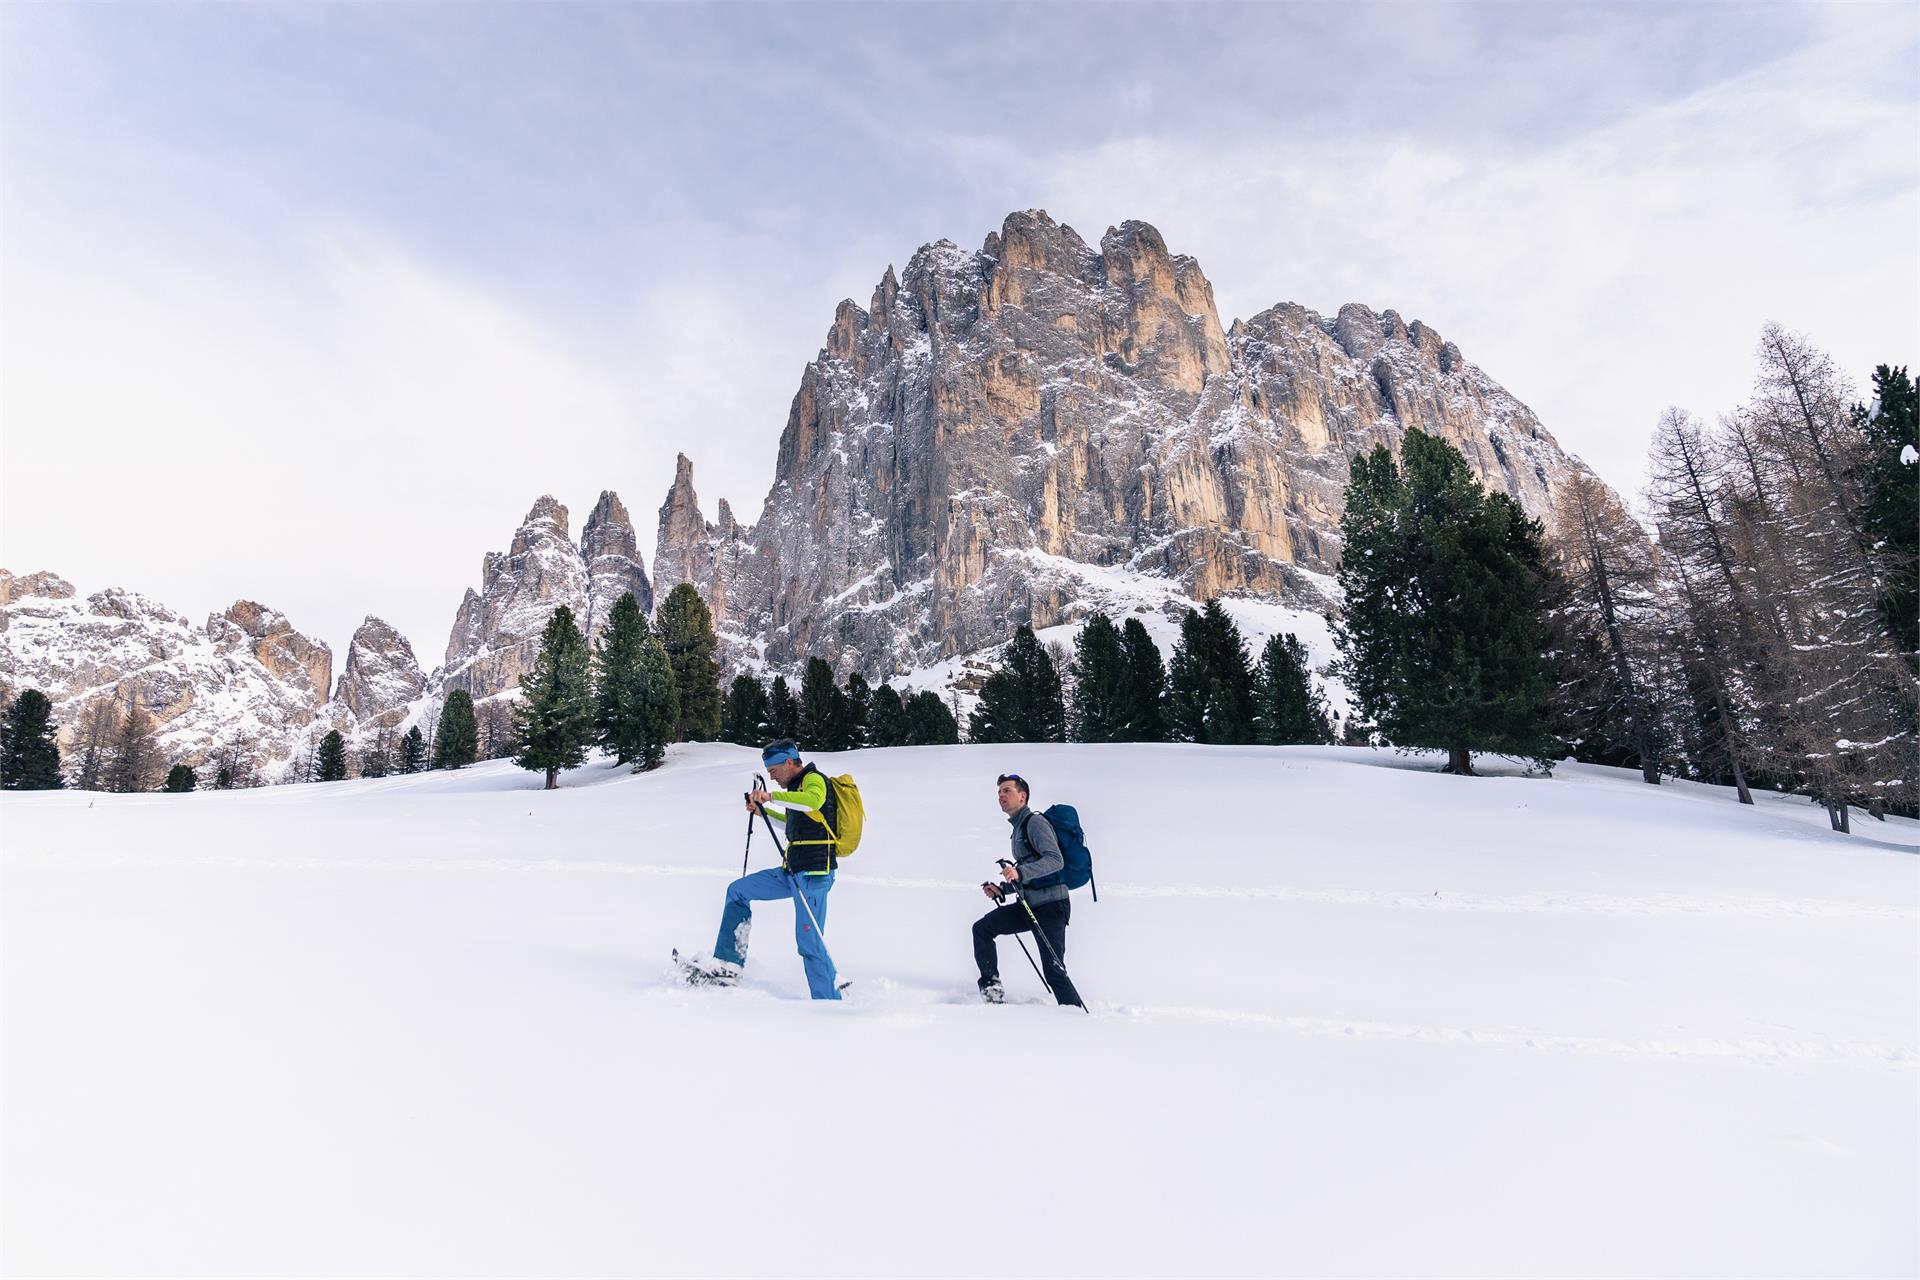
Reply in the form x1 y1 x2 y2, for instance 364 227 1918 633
653 209 1608 678
0 570 334 777
579 490 653 640
333 617 427 729
441 495 590 702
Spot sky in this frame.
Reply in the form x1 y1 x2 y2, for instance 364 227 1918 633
2 2 1915 668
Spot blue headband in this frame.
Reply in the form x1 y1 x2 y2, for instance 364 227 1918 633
762 746 800 768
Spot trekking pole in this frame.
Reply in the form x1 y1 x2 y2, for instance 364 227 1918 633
986 880 1051 993
740 772 763 878
999 861 1089 1013
754 796 838 974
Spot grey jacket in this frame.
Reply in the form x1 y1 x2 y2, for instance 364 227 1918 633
1006 805 1069 906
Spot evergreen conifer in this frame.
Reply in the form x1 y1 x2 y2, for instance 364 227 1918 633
1253 633 1332 745
766 675 800 740
591 593 655 766
867 683 909 746
0 689 63 790
1333 427 1558 774
655 584 723 741
316 729 348 781
434 690 479 770
399 726 427 774
514 605 595 788
722 675 770 746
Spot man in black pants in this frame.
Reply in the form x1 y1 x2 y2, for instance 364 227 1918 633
973 773 1083 1007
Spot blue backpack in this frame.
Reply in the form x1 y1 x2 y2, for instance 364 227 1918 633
1023 804 1098 901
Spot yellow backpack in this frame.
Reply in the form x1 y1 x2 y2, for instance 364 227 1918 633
825 774 864 856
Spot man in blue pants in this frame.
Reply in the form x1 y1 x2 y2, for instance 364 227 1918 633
702 739 841 1000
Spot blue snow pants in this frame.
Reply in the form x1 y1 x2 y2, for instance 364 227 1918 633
713 867 840 1000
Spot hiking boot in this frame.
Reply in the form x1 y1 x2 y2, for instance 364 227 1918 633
979 979 1006 1004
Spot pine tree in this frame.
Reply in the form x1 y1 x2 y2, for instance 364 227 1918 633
722 675 770 746
1852 364 1918 669
867 683 909 747
1167 606 1254 743
655 583 723 741
1069 613 1129 742
1118 617 1168 741
1 689 63 790
968 625 1067 744
766 675 800 740
799 657 846 750
434 690 479 770
631 630 679 769
316 730 348 782
591 593 655 765
907 690 960 745
844 673 871 748
967 669 1022 744
399 725 427 775
104 694 164 793
1253 633 1332 745
513 605 595 789
1332 428 1558 774
163 763 198 792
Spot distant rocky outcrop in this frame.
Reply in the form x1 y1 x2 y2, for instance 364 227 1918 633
332 617 427 729
651 209 1606 679
0 572 333 778
580 490 654 640
438 490 653 703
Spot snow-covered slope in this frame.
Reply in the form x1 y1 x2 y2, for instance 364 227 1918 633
3 746 1914 1277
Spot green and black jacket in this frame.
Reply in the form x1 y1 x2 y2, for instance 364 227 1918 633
766 763 839 875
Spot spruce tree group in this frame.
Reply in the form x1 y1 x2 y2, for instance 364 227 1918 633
1168 602 1258 744
766 675 800 740
513 605 595 789
592 593 677 770
722 675 770 745
1333 427 1557 775
865 683 910 746
1 689 64 790
434 690 479 770
163 763 198 792
968 625 1066 743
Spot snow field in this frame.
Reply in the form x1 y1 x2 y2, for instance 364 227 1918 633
3 743 1915 1277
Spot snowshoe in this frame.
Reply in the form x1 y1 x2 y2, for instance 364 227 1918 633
672 949 741 987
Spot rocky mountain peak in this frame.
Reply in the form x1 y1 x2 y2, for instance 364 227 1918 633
333 616 426 728
444 496 590 698
650 209 1610 681
580 489 653 637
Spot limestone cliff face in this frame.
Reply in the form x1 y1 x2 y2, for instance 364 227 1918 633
332 617 427 728
441 495 590 702
580 490 653 640
653 209 1607 678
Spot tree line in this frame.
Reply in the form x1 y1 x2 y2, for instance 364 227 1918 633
6 327 1908 827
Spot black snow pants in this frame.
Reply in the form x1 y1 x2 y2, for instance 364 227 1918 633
972 898 1082 1007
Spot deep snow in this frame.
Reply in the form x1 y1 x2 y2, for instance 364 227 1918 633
3 744 1915 1278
